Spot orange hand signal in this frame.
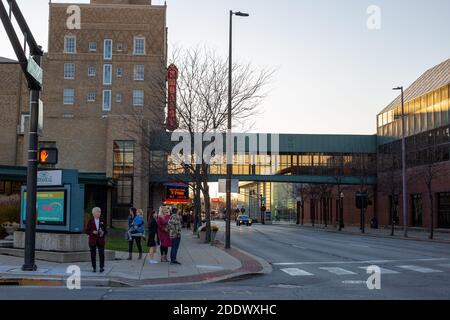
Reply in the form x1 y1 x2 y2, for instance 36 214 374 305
40 150 49 163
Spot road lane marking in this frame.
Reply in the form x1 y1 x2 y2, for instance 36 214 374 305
273 258 448 266
397 265 443 273
319 267 357 275
291 245 307 249
281 268 314 276
358 266 399 274
437 264 450 268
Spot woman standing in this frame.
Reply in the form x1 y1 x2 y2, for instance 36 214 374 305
127 207 144 260
86 207 107 273
157 207 171 262
147 210 158 264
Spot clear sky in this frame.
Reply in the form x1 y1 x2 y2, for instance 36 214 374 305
1 0 449 135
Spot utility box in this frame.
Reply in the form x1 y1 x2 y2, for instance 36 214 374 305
20 169 85 233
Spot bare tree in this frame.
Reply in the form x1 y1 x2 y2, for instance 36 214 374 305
128 47 273 243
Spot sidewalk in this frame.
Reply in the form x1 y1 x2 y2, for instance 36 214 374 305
0 230 268 287
274 222 450 243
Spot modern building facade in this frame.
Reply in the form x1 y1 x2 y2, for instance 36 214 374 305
376 59 450 229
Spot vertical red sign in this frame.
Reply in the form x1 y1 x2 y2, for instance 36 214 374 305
166 64 178 131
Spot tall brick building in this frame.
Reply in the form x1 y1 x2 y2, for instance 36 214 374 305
0 0 167 224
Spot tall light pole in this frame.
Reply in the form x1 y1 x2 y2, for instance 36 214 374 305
393 86 408 237
226 10 249 249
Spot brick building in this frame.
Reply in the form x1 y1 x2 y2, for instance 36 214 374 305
376 59 450 229
0 0 167 224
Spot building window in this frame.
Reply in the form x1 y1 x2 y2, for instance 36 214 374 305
88 66 96 77
89 42 97 52
116 42 124 52
117 67 123 78
438 192 450 228
133 90 144 106
63 88 75 105
116 93 123 103
113 141 135 206
104 39 113 60
64 36 76 54
64 63 75 79
134 65 145 81
103 64 112 85
103 90 112 111
87 92 96 102
133 37 145 55
411 194 423 227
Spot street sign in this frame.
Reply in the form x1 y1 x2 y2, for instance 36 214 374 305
38 99 43 136
355 192 368 209
37 170 62 186
27 57 43 85
218 179 239 194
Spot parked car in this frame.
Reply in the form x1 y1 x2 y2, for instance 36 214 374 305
236 215 252 226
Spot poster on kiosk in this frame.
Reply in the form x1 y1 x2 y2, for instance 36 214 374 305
20 170 85 233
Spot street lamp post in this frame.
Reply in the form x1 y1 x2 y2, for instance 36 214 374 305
226 10 249 249
393 86 408 238
339 192 344 231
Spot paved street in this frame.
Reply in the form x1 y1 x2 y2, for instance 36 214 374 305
1 222 450 299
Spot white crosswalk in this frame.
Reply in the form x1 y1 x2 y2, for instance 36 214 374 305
278 264 446 277
358 266 399 274
319 267 357 275
281 268 313 276
397 265 443 273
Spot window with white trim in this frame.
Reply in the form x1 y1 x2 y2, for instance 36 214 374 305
103 64 112 85
116 93 123 103
64 63 75 79
133 90 144 107
134 65 145 81
87 92 96 102
103 90 112 111
64 36 76 54
88 66 96 77
117 42 124 52
117 67 123 78
63 88 75 105
133 37 145 55
104 39 113 60
89 42 97 52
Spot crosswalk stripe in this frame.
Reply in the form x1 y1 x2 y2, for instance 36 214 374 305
397 265 443 273
281 268 314 276
437 264 450 268
319 267 356 275
358 266 399 274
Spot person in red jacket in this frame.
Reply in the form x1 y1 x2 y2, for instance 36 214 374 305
86 207 107 273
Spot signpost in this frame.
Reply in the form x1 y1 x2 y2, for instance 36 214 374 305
0 0 44 271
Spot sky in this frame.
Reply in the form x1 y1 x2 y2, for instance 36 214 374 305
1 0 449 135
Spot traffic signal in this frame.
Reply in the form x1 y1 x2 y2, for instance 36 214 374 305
38 148 58 165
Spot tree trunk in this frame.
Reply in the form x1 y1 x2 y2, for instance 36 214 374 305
429 190 434 240
202 182 212 243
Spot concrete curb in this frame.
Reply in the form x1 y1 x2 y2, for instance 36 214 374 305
0 239 269 288
275 223 450 244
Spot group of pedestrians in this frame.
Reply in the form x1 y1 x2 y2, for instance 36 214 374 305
85 205 183 272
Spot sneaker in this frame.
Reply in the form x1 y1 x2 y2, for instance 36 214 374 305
99 268 105 273
170 261 181 265
149 260 158 264
92 269 97 273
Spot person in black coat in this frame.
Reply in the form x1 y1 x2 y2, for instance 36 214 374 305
147 210 158 264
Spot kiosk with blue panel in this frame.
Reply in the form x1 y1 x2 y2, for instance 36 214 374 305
20 169 85 233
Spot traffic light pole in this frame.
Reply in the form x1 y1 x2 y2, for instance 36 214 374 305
0 0 43 271
23 82 40 271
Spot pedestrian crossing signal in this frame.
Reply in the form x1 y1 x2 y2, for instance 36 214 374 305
38 148 58 165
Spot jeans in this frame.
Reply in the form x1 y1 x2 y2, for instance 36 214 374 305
170 236 181 262
128 236 142 254
90 244 105 270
